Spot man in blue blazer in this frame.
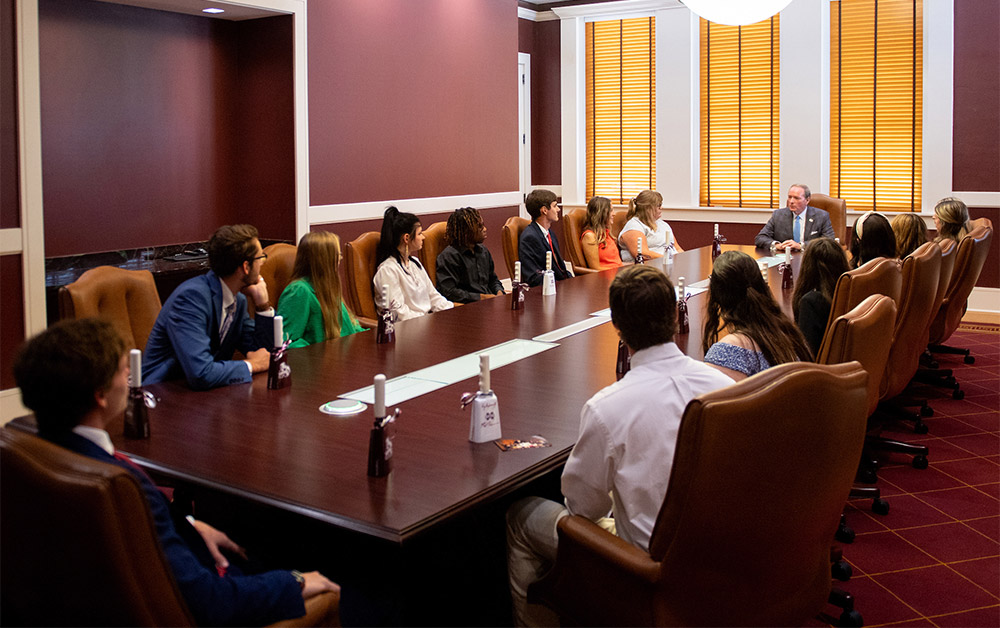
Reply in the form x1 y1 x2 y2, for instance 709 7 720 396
144 224 275 390
754 184 836 251
519 189 573 287
14 319 339 626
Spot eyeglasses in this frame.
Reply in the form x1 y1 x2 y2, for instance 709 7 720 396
251 253 268 263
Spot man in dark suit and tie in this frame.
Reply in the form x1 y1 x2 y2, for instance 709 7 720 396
143 224 275 390
13 318 339 626
518 189 573 287
754 184 836 251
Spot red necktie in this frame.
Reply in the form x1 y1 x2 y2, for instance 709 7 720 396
114 451 173 501
547 232 555 255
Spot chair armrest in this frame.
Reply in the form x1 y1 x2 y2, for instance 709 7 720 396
573 265 600 275
529 515 660 626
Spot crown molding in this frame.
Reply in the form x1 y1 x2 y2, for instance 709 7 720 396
551 0 681 19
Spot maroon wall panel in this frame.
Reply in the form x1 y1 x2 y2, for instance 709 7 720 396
39 0 240 256
1 254 24 390
518 16 534 55
235 15 295 241
952 0 1000 192
1 0 19 229
968 207 998 288
530 19 561 186
308 1 519 206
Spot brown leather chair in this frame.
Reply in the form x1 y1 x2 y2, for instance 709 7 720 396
261 242 298 310
0 428 339 628
58 266 162 351
344 231 380 329
610 209 628 241
418 221 448 287
969 216 993 232
823 257 902 344
810 193 848 244
529 362 869 627
561 208 600 274
501 216 530 280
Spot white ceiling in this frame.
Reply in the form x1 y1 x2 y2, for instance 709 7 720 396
88 0 285 21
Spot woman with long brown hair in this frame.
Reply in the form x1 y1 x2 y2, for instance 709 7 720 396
277 231 363 347
891 213 929 259
791 237 851 356
580 196 623 270
702 251 812 380
617 189 683 263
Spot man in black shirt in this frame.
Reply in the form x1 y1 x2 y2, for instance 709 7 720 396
435 207 505 303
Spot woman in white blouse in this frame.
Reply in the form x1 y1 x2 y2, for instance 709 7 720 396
373 206 453 321
617 189 684 263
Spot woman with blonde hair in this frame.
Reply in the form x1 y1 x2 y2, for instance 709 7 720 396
617 189 683 263
932 197 972 244
277 231 363 347
580 196 623 270
891 213 928 259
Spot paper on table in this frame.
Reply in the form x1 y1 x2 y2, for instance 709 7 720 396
532 316 611 343
756 255 785 267
338 339 558 407
675 286 708 300
590 308 611 318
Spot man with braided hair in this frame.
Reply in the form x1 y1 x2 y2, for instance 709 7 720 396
435 207 505 303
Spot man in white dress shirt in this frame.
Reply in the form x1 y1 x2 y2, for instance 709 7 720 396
505 265 734 627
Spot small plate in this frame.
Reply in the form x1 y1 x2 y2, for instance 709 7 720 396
319 399 367 416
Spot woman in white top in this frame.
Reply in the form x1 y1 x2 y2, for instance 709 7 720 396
617 189 684 263
373 206 453 321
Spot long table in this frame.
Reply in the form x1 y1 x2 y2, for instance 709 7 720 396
103 244 797 546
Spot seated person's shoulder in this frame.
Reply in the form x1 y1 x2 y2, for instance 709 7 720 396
718 332 758 351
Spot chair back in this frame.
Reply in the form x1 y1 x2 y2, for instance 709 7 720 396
817 295 898 416
644 362 868 626
0 428 194 626
809 193 848 244
260 243 297 310
562 208 590 270
418 221 448 287
928 225 993 344
58 266 162 351
611 209 628 240
880 243 941 399
933 239 957 309
344 231 381 321
501 216 530 279
969 217 993 232
825 257 901 337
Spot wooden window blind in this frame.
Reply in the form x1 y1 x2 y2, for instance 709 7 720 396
699 16 780 209
831 0 922 212
586 17 655 204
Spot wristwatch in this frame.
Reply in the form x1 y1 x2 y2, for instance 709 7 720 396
290 570 305 590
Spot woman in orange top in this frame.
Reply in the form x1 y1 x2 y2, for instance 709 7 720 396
580 196 623 270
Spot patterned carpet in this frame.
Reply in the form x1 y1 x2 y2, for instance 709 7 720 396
815 330 1000 627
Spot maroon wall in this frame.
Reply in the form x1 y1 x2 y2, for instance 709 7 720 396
38 0 295 256
1 254 24 390
968 207 999 288
518 18 561 186
1 0 18 229
952 0 1000 192
307 1 518 206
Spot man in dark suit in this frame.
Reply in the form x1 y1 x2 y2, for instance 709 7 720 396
518 189 573 287
754 184 836 251
143 224 275 390
13 318 339 626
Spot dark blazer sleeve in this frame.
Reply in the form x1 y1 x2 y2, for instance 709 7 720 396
62 436 305 627
234 295 275 356
435 247 480 303
518 223 549 287
755 210 782 248
797 290 832 357
807 207 836 240
549 232 571 281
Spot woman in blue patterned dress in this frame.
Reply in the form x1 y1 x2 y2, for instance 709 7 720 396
701 251 812 381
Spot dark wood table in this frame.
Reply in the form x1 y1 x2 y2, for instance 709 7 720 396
107 244 799 544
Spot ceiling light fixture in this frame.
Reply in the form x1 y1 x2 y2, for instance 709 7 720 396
681 0 793 26
202 7 225 14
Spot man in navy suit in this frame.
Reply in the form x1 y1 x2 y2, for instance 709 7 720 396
754 184 836 251
518 189 573 287
144 224 275 390
13 318 339 626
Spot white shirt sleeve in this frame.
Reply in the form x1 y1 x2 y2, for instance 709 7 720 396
561 400 615 521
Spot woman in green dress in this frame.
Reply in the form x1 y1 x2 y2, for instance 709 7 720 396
277 231 363 347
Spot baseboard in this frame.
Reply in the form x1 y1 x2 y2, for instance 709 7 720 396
963 287 1000 325
0 388 27 426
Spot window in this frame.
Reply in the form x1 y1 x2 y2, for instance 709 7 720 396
831 0 922 212
585 17 655 204
699 16 780 209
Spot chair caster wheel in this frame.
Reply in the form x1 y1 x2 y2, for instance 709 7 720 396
859 469 877 484
839 609 864 627
952 389 964 400
832 560 853 581
964 355 975 364
912 455 929 470
914 421 929 434
920 405 933 417
836 524 856 544
872 498 889 515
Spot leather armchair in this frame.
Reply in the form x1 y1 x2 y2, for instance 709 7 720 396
260 242 298 311
611 209 628 240
809 193 848 244
824 257 901 343
501 216 530 280
344 231 381 329
530 362 869 627
417 221 447 287
58 265 162 351
560 208 600 274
